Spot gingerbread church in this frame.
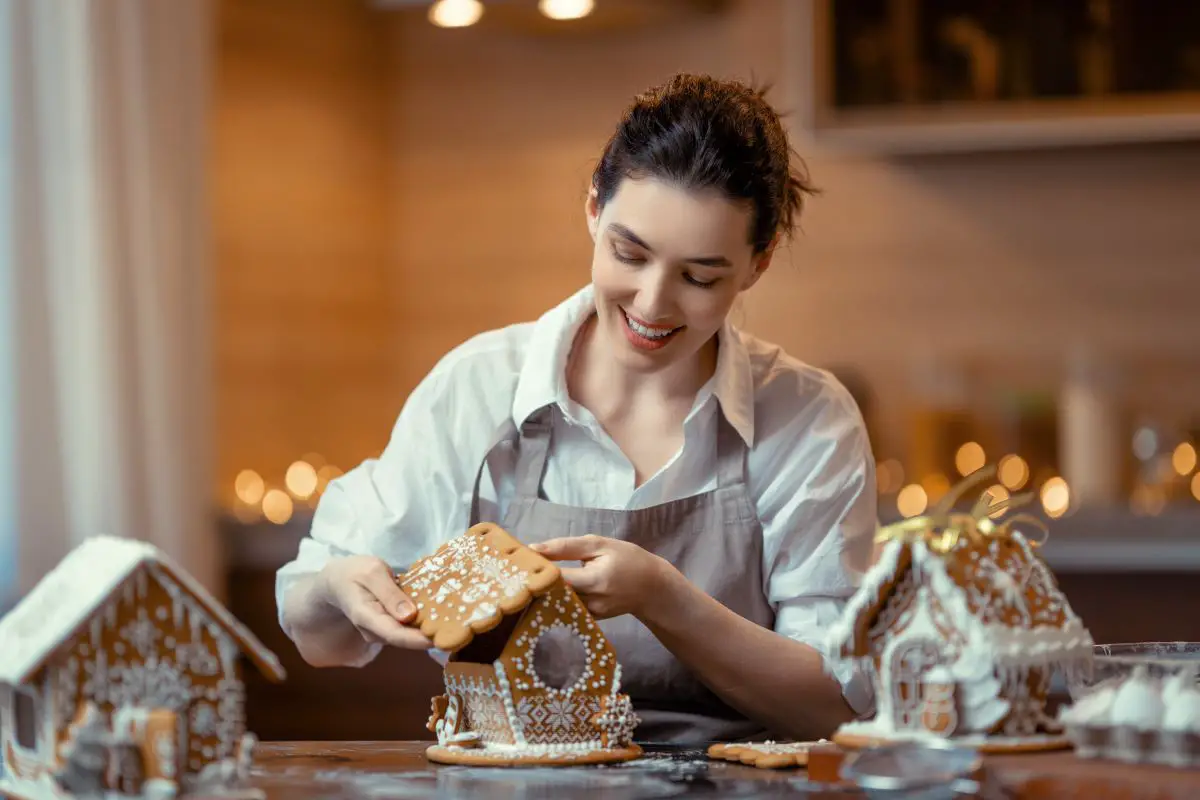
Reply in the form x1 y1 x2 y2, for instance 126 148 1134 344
397 523 641 765
0 534 286 799
824 470 1094 751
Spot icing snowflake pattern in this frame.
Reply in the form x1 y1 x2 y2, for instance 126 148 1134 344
119 607 163 659
108 658 194 711
516 694 603 745
191 702 219 737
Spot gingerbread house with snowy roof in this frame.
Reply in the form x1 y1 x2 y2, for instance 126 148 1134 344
824 472 1094 751
0 534 286 799
397 523 641 766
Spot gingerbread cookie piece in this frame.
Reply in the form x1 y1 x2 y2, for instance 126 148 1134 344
408 524 642 766
821 468 1095 752
397 523 560 652
706 740 827 769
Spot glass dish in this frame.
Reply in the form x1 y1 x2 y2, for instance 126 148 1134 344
1066 641 1200 700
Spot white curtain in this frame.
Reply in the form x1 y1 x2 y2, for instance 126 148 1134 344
3 0 218 601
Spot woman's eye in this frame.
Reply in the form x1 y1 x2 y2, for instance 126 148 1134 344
611 245 644 264
685 274 718 288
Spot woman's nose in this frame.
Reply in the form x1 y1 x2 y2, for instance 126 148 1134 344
634 268 674 320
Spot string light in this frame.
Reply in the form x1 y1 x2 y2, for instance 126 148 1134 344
1040 477 1070 519
234 469 265 505
997 454 1029 491
286 460 319 500
262 489 294 525
897 484 928 518
983 485 1010 518
955 442 986 477
1172 442 1197 476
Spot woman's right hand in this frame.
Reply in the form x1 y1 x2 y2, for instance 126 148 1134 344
316 555 433 650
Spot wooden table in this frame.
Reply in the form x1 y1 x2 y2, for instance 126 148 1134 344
244 741 1200 799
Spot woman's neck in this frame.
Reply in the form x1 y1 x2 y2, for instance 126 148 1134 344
567 313 718 422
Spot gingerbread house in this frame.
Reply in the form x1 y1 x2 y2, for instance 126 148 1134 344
0 534 286 799
397 523 641 765
824 473 1094 750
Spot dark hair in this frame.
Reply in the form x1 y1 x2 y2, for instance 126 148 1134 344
592 73 817 254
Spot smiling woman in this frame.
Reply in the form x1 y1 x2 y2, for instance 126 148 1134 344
278 73 880 745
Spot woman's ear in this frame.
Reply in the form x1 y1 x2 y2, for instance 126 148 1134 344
742 237 777 291
585 185 601 242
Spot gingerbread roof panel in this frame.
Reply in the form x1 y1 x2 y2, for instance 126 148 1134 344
397 523 560 653
0 535 285 684
828 533 1093 671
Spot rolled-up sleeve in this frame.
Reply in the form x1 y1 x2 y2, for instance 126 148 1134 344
753 381 878 716
274 364 480 653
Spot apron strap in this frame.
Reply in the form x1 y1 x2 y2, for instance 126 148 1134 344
715 408 747 490
512 406 554 500
468 416 521 527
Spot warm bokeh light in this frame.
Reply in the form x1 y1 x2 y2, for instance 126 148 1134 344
1132 427 1158 461
262 489 294 524
1173 442 1197 476
897 484 928 518
984 485 1010 518
234 469 265 505
1131 484 1166 517
428 0 483 28
286 460 319 499
955 442 986 477
997 454 1029 491
1040 477 1070 518
538 0 594 20
921 473 950 503
876 459 904 494
316 464 344 493
1192 472 1200 502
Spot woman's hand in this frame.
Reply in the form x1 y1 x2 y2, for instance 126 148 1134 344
530 535 680 620
316 555 433 650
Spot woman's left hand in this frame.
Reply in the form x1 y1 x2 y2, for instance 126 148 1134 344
530 535 679 620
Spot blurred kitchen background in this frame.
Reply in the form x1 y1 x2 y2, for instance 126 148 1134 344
2 0 1199 741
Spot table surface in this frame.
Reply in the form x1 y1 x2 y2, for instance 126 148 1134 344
242 740 1200 799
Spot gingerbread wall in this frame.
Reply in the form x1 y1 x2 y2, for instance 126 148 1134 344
48 565 247 775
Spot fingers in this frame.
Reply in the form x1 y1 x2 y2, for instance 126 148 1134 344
559 565 602 593
357 560 417 622
531 534 606 562
347 599 432 651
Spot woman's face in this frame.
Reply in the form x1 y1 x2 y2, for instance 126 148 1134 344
586 176 773 373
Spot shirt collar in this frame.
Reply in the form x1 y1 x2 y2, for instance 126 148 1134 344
511 284 756 447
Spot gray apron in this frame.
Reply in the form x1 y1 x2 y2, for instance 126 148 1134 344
469 404 776 744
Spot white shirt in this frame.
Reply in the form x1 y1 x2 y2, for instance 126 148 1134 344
277 284 877 714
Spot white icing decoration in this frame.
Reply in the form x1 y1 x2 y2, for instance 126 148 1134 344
826 533 1094 741
0 535 280 799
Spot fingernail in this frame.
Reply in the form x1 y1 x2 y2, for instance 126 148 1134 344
398 602 413 616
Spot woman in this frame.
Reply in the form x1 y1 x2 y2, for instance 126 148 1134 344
277 73 877 744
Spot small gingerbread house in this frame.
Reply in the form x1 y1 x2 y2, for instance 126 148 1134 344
824 474 1094 747
397 523 641 765
0 534 286 799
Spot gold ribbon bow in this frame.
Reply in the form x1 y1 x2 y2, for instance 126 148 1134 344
875 465 1050 554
